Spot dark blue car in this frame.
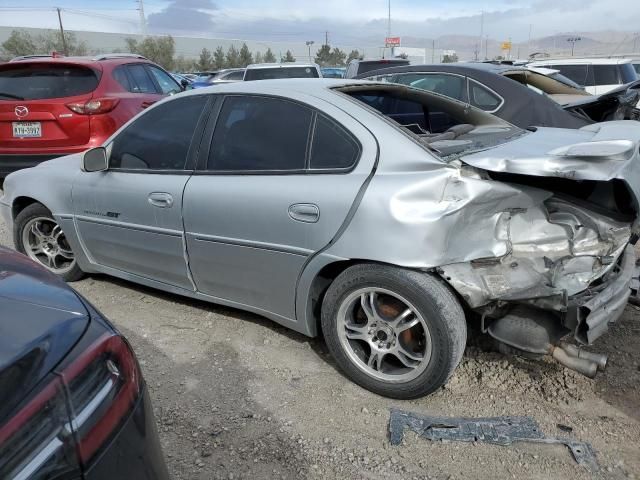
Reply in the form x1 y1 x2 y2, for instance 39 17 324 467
0 247 169 479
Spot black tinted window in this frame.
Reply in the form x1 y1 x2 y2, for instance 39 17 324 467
110 96 205 170
0 64 98 100
208 96 312 171
126 64 156 93
356 60 410 76
244 67 319 81
592 65 619 86
310 115 359 169
553 65 589 86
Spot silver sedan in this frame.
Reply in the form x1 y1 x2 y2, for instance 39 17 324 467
2 79 639 398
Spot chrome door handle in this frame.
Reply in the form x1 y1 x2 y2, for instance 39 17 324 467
288 203 320 223
148 192 174 208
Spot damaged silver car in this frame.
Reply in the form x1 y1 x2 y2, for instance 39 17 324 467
1 79 639 399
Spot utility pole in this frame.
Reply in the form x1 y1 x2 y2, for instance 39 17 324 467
526 24 532 59
137 0 147 37
387 0 391 39
56 8 68 56
325 31 329 46
485 34 488 60
478 11 484 61
432 39 435 63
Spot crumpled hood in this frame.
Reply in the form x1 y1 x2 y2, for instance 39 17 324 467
460 121 640 208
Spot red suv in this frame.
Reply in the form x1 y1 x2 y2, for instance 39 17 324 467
0 54 184 178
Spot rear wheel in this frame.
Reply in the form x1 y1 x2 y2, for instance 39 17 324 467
321 264 466 399
14 203 85 282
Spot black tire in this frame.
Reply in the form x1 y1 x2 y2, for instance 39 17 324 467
321 263 466 399
14 203 85 282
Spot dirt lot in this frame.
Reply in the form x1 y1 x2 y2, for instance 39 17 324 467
1 216 639 480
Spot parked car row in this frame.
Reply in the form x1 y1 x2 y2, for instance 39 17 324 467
2 51 640 479
3 76 639 400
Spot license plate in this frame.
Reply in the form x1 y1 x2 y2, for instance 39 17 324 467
12 122 41 138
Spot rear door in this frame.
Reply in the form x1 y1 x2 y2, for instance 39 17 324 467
183 93 377 320
0 62 99 150
72 94 211 289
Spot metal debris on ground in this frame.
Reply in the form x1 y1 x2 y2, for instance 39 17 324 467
388 409 598 471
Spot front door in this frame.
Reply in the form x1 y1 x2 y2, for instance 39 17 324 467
73 94 210 289
183 94 377 320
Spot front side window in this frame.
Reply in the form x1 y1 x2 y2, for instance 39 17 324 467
126 64 157 93
109 96 205 170
207 96 312 171
552 64 589 87
310 115 360 169
222 70 245 81
468 80 502 112
148 66 181 94
592 65 619 86
394 73 466 102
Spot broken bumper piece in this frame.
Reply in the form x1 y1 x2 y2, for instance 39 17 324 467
569 244 638 344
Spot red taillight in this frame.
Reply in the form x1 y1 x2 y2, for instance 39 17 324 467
0 377 78 479
0 334 141 478
66 97 119 115
61 333 141 464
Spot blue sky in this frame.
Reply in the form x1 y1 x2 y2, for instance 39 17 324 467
0 0 637 44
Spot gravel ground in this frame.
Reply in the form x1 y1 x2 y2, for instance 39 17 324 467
1 215 639 480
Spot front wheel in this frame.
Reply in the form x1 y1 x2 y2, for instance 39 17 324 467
14 203 85 282
321 264 467 399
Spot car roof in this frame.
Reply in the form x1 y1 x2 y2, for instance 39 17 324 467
350 58 409 64
8 53 152 67
529 58 632 65
245 62 319 70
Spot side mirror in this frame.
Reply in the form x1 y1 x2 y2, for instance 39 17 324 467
83 146 108 172
180 79 190 90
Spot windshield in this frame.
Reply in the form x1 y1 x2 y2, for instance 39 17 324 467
0 63 99 100
244 67 319 81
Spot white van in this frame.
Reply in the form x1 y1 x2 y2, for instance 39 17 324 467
528 58 638 95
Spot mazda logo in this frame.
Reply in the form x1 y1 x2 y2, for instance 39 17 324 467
15 106 29 118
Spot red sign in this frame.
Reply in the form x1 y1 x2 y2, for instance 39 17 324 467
385 37 401 47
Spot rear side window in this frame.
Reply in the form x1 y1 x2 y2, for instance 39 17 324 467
592 65 619 86
310 115 359 169
109 96 205 170
126 64 156 93
112 66 130 91
244 67 319 81
0 64 98 100
468 80 502 111
207 96 312 171
394 73 466 101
